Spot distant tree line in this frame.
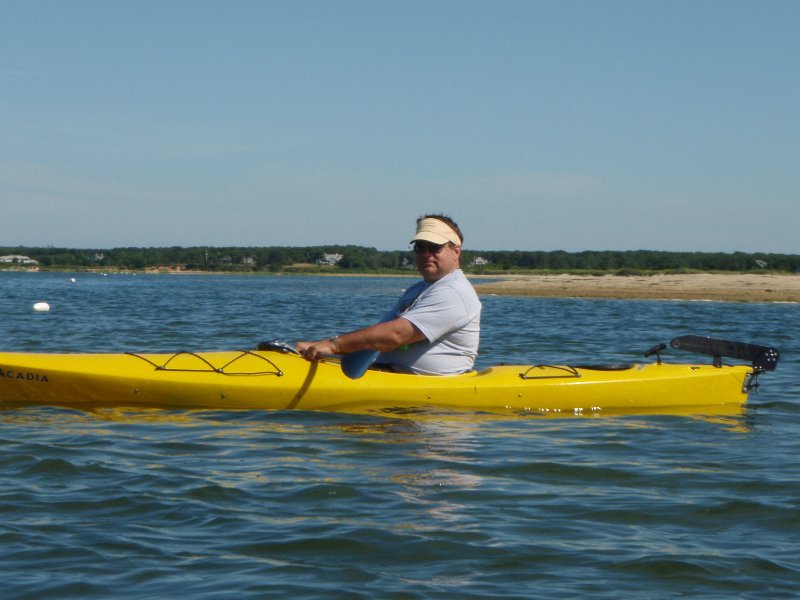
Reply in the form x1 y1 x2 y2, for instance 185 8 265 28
2 245 799 274
468 249 800 273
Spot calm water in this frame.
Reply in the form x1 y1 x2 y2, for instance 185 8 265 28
1 272 798 599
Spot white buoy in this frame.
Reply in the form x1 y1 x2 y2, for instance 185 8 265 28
33 302 50 312
70 277 76 283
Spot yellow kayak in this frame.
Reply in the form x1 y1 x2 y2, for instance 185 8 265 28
0 336 778 416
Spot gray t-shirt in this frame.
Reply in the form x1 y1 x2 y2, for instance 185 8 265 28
378 269 481 375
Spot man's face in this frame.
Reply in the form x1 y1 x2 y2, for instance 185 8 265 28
414 241 461 282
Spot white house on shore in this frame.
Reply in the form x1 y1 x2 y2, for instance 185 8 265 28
0 254 39 265
316 253 344 266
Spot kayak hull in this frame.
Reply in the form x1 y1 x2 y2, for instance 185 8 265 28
0 349 755 415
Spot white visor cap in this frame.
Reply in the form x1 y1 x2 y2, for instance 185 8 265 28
410 218 461 246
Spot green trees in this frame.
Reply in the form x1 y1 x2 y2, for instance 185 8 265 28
2 246 798 274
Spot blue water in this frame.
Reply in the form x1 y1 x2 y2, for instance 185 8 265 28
1 272 798 598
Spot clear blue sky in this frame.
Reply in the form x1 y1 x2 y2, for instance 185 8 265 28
2 0 797 253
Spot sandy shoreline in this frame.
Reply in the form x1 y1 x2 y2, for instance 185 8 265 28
472 273 800 303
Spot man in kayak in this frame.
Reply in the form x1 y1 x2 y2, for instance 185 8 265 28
296 214 482 375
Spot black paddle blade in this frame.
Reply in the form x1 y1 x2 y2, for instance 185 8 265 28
670 335 779 371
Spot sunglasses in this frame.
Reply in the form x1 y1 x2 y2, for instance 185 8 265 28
413 241 450 254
